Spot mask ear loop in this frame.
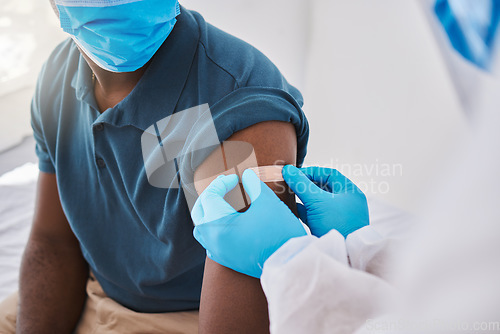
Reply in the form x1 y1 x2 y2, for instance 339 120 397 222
247 165 285 182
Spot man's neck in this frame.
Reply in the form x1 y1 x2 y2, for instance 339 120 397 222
83 54 151 113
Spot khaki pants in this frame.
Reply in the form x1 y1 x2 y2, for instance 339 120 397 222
0 275 198 333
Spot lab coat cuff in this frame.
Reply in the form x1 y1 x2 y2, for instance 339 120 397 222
263 229 348 277
346 225 386 271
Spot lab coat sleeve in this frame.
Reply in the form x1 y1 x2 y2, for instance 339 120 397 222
346 226 399 282
346 208 413 282
261 230 395 334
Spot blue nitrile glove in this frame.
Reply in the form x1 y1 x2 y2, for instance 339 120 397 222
191 169 307 278
282 165 369 238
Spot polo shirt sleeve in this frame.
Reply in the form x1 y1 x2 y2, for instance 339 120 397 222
178 86 309 199
30 63 56 174
210 87 309 164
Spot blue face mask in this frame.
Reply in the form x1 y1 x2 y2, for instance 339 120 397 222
55 0 180 73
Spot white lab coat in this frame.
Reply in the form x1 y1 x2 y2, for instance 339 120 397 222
261 2 500 332
261 89 500 333
261 214 409 334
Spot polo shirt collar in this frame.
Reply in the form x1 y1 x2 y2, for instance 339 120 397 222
72 6 199 131
71 53 98 109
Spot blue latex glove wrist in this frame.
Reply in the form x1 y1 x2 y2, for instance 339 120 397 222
282 165 369 238
191 169 307 278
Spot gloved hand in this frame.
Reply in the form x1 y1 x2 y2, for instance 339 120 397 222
191 169 307 278
282 165 369 238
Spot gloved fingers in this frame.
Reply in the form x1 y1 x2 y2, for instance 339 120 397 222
282 165 327 203
193 220 233 269
296 202 308 224
242 169 264 202
299 166 359 194
193 226 214 263
208 174 240 195
193 225 204 245
200 174 239 222
190 196 204 226
298 166 335 192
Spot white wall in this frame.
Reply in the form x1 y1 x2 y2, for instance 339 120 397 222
303 0 468 212
181 0 310 93
0 0 66 151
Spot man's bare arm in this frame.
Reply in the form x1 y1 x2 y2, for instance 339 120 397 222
194 121 298 334
17 172 88 333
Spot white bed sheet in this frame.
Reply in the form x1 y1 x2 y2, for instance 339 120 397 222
0 163 38 300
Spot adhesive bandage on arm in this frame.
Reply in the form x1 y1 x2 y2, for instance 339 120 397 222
192 140 287 212
248 165 285 182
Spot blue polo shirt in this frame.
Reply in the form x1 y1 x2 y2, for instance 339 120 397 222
31 6 309 312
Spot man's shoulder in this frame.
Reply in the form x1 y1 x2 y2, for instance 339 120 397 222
32 38 81 135
41 38 80 82
189 10 286 89
47 38 79 64
36 38 80 104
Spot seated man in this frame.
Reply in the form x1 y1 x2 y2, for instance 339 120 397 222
0 0 309 333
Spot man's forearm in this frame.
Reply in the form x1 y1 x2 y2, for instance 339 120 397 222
17 238 89 334
199 257 270 334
